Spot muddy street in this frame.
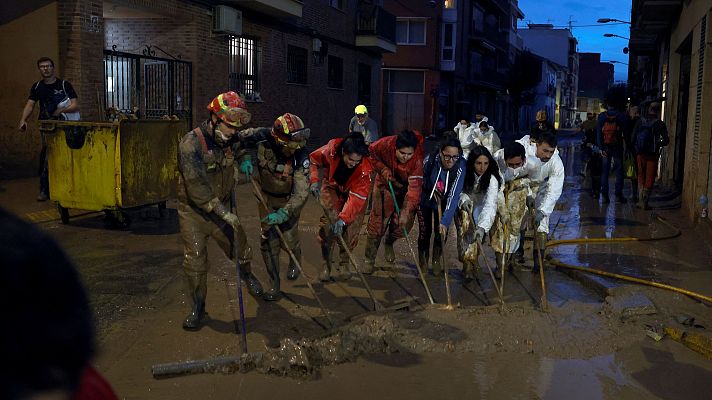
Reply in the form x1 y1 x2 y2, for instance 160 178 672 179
1 133 711 399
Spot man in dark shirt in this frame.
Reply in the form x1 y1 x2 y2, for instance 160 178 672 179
18 57 80 201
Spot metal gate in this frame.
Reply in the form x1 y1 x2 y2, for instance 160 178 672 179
104 46 192 126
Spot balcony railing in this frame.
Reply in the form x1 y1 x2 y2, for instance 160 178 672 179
356 4 396 44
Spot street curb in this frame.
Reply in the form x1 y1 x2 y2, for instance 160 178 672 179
554 263 620 298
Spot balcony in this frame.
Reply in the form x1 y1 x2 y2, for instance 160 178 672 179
225 0 302 18
356 4 396 53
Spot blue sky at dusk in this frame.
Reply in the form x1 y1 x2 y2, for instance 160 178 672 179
518 0 632 82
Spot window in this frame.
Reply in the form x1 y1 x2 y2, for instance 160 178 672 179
470 50 482 79
329 0 344 10
396 19 426 45
442 23 455 61
472 6 484 33
229 36 261 99
444 0 456 8
327 55 343 89
384 70 424 93
286 45 308 84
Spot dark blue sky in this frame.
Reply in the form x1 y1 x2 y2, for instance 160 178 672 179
518 0 631 82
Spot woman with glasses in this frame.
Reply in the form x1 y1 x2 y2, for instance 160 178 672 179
417 133 466 276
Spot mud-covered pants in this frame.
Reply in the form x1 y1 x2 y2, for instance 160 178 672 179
318 186 364 269
258 193 302 279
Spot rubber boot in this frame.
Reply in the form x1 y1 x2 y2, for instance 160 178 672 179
337 250 352 281
494 252 504 279
431 245 443 276
287 248 301 280
532 232 548 273
240 264 264 297
514 231 526 264
319 243 332 282
384 240 396 264
261 248 282 301
418 250 428 273
638 188 650 210
363 235 380 274
183 273 207 330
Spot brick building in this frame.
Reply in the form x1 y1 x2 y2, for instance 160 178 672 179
576 52 614 119
0 0 395 176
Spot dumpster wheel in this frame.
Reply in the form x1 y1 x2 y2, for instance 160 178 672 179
104 209 131 228
57 204 70 224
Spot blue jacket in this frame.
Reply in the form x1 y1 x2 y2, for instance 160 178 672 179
420 153 466 228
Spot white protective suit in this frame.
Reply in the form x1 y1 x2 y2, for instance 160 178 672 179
454 122 477 159
458 173 499 231
474 127 502 155
515 135 565 233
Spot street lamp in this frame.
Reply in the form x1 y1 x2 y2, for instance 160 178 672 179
603 33 630 40
597 18 631 24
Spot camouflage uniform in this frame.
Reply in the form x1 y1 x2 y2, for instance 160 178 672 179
255 136 310 295
177 121 268 309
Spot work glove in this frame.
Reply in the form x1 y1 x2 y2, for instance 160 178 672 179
439 223 448 239
461 198 474 214
474 227 486 243
332 219 346 236
239 159 254 176
398 211 412 231
380 168 394 182
498 211 510 225
309 182 321 198
262 208 289 225
526 196 535 209
213 202 240 229
534 210 547 225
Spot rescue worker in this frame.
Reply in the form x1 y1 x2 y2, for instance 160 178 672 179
531 109 557 139
255 113 311 301
515 131 564 273
457 145 502 280
348 104 379 144
453 119 477 159
491 142 531 278
364 129 424 273
418 133 466 276
309 132 372 281
474 120 501 155
177 91 268 331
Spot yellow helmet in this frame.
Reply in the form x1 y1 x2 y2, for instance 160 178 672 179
535 110 548 122
354 104 368 115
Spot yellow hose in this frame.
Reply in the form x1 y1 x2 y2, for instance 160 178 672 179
546 214 712 305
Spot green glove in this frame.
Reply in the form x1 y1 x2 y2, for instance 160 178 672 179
239 159 253 176
261 208 289 225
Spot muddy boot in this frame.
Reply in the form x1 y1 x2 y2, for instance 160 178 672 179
261 249 282 302
240 266 264 297
418 250 428 273
494 253 504 279
638 188 650 210
431 246 443 277
384 240 396 264
363 235 380 274
287 248 301 281
336 250 352 281
319 244 333 282
532 232 548 273
183 273 207 331
514 231 526 264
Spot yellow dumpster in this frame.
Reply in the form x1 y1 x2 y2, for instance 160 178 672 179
42 119 187 224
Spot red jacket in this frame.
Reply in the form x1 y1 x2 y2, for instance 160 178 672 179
368 133 424 215
310 138 373 224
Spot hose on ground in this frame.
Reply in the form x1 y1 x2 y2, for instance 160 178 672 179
546 213 712 305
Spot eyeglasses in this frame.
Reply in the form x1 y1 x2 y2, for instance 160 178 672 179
441 153 460 162
356 114 367 118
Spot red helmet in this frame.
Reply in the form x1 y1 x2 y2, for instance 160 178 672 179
272 113 309 147
207 91 251 128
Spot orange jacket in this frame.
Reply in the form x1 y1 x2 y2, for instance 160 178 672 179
368 133 424 216
309 138 373 224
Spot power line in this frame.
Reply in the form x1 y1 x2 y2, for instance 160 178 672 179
518 22 630 28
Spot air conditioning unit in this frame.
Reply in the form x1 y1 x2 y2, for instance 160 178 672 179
213 5 242 35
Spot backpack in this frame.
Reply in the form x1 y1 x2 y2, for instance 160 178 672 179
601 112 619 145
635 118 669 155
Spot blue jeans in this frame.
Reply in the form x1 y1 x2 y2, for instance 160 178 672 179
600 147 624 196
